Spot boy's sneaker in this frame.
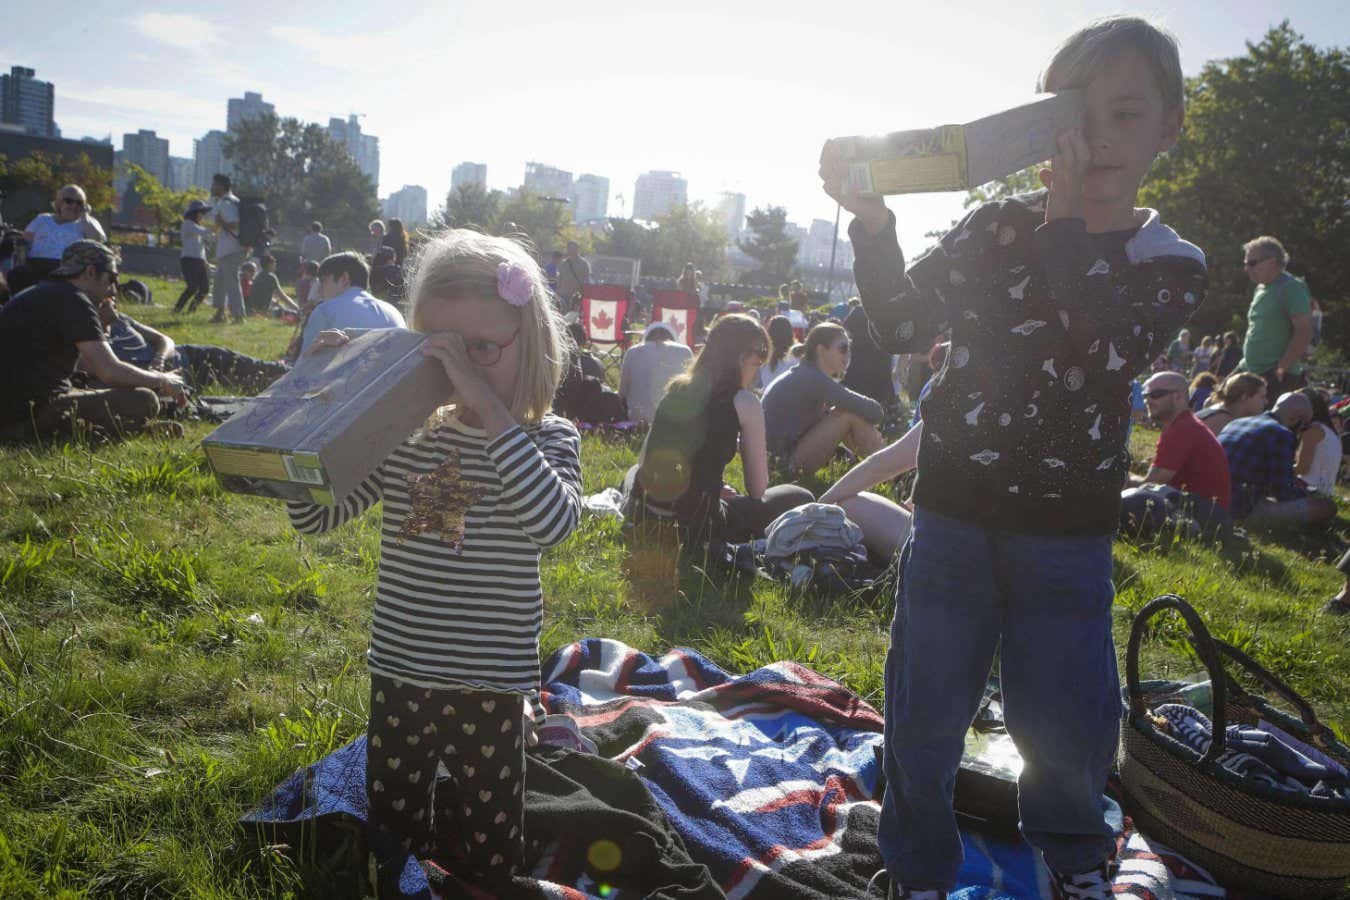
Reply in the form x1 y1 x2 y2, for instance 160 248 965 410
1049 862 1113 899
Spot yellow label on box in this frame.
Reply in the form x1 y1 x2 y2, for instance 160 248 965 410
205 445 290 481
868 153 965 192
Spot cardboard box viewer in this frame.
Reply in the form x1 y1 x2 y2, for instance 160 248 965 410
203 328 452 505
830 91 1084 196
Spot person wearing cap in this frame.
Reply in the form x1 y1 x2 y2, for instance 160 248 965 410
0 241 184 441
175 199 213 313
619 320 694 422
9 184 107 295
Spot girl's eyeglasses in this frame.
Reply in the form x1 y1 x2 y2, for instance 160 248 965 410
465 329 519 367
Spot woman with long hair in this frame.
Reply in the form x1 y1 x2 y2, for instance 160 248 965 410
629 313 813 546
756 314 797 390
384 218 410 266
762 322 885 473
1196 372 1267 436
1296 387 1342 494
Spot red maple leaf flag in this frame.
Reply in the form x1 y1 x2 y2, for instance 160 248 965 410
589 301 617 340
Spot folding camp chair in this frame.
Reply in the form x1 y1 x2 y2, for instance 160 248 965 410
580 284 632 374
649 289 700 348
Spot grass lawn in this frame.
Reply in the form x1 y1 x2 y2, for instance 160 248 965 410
2 275 1348 897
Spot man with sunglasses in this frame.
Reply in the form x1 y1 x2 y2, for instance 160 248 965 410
9 185 106 295
1128 371 1229 509
1238 235 1313 406
0 241 183 441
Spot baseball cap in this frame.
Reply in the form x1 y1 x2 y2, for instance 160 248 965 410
51 240 119 278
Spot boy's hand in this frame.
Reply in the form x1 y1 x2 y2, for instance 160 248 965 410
819 139 889 236
1039 129 1091 223
306 329 350 353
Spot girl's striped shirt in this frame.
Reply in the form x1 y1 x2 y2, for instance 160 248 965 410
287 414 582 696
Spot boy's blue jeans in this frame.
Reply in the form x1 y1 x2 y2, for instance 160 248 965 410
879 507 1123 889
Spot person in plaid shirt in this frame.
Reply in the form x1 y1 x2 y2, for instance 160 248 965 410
1218 391 1336 524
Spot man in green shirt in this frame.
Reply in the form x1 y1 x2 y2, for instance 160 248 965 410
1238 235 1313 406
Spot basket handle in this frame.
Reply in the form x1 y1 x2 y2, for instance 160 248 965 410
1211 638 1339 749
1126 594 1229 764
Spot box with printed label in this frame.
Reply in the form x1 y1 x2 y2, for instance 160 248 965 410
830 91 1083 196
202 328 452 504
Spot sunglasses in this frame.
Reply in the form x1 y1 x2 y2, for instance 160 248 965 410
61 197 85 207
1243 257 1272 268
1144 388 1179 400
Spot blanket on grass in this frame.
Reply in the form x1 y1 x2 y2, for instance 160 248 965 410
241 739 723 899
540 639 1229 900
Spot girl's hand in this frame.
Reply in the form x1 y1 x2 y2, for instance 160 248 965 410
421 333 513 433
1039 128 1090 223
305 329 350 354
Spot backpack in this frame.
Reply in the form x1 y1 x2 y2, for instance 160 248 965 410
235 198 269 247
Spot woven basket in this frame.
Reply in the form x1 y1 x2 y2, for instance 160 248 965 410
1120 595 1350 898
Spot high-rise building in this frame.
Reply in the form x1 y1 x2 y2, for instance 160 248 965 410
327 115 379 187
523 162 572 199
452 162 487 192
632 171 687 221
571 174 609 222
168 156 194 192
716 192 746 241
193 129 229 189
226 91 275 130
383 184 429 225
1 66 57 137
121 129 170 184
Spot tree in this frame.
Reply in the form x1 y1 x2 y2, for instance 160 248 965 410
223 113 379 242
641 202 728 279
596 217 649 260
493 188 592 255
433 182 503 231
0 150 114 223
1138 24 1348 343
120 163 208 238
737 206 798 284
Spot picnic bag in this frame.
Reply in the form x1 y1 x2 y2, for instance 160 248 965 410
1120 594 1350 898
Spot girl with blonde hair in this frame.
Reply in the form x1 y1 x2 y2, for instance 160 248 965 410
291 229 580 892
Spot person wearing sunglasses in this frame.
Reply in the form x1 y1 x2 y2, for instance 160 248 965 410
762 321 885 475
1237 235 1314 405
0 240 182 442
1126 371 1230 509
9 184 106 295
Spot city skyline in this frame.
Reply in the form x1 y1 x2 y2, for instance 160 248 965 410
4 1 1346 256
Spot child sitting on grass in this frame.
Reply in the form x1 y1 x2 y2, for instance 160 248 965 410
820 15 1208 899
288 231 581 893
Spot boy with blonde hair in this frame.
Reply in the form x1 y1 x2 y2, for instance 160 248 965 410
820 16 1207 899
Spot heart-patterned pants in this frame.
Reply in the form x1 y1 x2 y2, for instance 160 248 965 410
366 674 526 883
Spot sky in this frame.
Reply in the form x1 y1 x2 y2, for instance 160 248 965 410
5 0 1347 254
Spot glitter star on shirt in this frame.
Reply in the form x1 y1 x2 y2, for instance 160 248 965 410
396 450 486 552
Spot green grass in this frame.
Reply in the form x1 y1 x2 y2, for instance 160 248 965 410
2 274 1349 896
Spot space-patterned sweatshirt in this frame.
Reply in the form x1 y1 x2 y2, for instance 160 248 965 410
851 191 1207 536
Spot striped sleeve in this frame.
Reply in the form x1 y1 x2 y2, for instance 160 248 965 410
286 468 385 534
483 418 582 550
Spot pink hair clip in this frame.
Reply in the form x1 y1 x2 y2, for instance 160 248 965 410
496 262 533 307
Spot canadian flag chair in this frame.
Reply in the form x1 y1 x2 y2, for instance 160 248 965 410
579 284 632 372
649 289 700 348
